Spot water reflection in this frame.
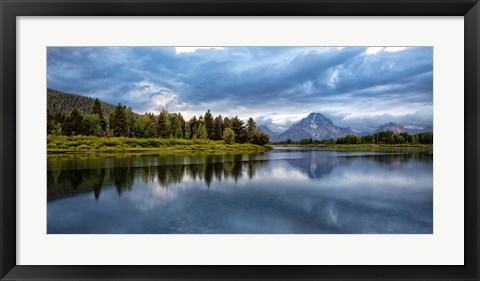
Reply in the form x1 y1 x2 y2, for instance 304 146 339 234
47 149 433 234
48 153 270 201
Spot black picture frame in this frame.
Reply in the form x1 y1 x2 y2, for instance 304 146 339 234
1 0 479 280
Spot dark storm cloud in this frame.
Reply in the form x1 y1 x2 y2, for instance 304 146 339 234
47 46 433 132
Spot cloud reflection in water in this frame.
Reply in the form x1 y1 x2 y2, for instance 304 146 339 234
47 149 433 234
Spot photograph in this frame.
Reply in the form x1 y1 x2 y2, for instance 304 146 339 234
46 46 433 234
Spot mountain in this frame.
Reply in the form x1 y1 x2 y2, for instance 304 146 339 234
47 88 118 116
374 122 409 134
258 125 281 140
274 113 356 142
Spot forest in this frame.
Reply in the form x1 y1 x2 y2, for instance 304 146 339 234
47 88 117 116
47 97 270 146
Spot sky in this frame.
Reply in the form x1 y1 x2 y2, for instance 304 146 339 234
47 46 433 133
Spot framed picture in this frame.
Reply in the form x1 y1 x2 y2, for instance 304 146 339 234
1 0 479 280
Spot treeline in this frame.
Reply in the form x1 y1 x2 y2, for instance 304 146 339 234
276 131 433 145
335 131 432 145
47 98 270 145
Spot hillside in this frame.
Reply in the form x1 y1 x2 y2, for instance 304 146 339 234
47 88 117 116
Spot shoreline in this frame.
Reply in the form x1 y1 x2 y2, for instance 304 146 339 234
47 146 273 154
271 143 433 151
47 144 432 154
47 135 272 154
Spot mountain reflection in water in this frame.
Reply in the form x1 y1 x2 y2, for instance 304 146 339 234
47 148 433 234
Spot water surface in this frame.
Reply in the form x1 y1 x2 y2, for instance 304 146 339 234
47 147 433 234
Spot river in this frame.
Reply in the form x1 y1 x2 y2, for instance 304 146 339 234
47 147 433 234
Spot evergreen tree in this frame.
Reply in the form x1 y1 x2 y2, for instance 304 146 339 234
189 116 199 139
47 111 65 135
252 130 269 145
91 98 106 131
212 115 223 140
91 98 103 117
246 117 257 143
198 123 208 140
204 109 214 139
157 109 170 138
223 117 231 129
178 113 186 137
184 121 191 139
125 107 136 137
169 113 183 138
230 116 246 143
109 103 128 137
63 108 84 136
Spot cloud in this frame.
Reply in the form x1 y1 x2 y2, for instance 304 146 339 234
255 113 307 132
47 46 433 132
365 47 409 55
125 80 178 113
175 47 224 54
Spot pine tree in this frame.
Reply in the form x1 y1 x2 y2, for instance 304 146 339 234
252 131 269 145
198 123 208 140
204 109 214 139
157 109 169 138
125 107 136 137
230 116 246 143
47 111 65 135
169 113 183 139
63 108 84 136
178 113 185 137
246 117 257 143
189 116 198 139
223 117 231 129
109 103 128 137
184 121 191 139
91 98 103 117
213 115 223 140
91 98 106 131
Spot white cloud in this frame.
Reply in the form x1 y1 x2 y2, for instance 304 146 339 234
384 47 408 52
365 47 384 55
127 80 179 113
175 47 224 54
365 47 409 55
328 69 339 87
255 113 308 132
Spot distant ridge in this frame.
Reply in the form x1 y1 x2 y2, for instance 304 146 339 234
374 122 409 134
47 88 118 116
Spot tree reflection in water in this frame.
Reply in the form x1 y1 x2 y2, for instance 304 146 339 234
47 149 433 234
47 153 270 201
48 151 431 201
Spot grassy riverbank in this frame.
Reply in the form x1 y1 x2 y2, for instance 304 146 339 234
47 135 272 154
